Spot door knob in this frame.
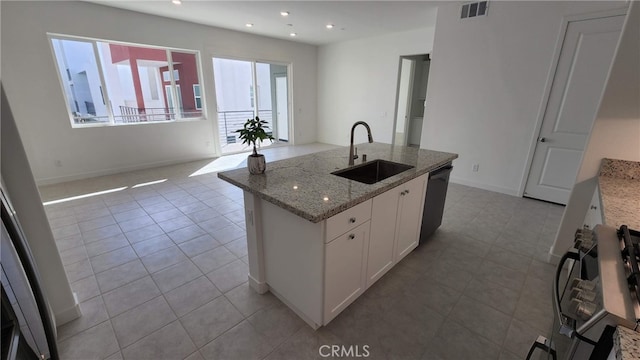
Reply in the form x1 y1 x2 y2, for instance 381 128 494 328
539 137 547 143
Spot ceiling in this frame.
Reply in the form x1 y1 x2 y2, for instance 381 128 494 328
88 1 440 45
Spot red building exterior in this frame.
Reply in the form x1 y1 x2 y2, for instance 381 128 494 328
109 44 199 116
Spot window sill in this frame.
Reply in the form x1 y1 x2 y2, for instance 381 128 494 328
70 117 208 129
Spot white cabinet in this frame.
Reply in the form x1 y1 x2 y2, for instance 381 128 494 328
324 221 370 324
367 190 399 286
325 200 372 241
395 174 428 260
249 174 430 328
367 174 428 288
584 186 603 229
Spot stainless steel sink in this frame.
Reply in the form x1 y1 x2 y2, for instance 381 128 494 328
332 160 414 184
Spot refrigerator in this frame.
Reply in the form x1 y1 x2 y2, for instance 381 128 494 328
1 184 59 360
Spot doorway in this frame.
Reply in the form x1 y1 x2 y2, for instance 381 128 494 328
212 58 290 154
523 14 624 204
393 54 430 147
164 84 182 120
275 76 289 142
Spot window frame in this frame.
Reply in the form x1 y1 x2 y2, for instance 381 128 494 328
211 55 293 150
47 33 207 128
193 84 202 110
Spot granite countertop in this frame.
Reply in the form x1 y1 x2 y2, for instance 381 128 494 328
218 142 458 223
598 159 640 358
614 325 640 360
598 159 640 230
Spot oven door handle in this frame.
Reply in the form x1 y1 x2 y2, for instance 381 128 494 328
553 249 580 332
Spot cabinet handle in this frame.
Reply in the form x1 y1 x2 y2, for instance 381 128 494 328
348 234 355 240
405 189 410 195
590 205 597 210
349 217 356 223
401 191 407 196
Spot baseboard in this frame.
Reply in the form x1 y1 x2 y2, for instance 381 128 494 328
248 274 269 294
449 176 520 196
35 155 215 186
547 248 562 265
268 287 321 330
54 300 81 328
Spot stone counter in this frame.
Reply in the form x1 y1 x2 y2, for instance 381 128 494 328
598 158 640 230
218 142 458 223
598 159 640 359
614 325 640 360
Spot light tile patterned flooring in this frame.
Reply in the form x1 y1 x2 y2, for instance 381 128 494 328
40 144 564 360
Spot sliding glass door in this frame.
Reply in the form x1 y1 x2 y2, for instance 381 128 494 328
213 58 289 154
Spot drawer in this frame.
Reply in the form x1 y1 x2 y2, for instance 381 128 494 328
325 199 372 242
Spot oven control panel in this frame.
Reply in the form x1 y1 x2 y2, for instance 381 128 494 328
568 278 598 321
574 227 596 253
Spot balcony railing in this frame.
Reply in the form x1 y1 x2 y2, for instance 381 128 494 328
218 110 273 146
115 106 203 124
72 107 272 149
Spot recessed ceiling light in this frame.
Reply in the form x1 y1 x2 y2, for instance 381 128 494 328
326 24 334 29
280 11 290 16
289 33 297 37
171 0 181 4
246 23 254 28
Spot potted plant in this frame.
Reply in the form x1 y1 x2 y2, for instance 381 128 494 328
236 116 275 174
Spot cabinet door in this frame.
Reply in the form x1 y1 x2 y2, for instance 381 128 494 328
324 221 370 324
395 175 428 261
367 188 400 288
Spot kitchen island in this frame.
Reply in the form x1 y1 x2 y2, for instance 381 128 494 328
218 142 457 328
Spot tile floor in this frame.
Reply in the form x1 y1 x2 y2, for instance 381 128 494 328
40 144 564 360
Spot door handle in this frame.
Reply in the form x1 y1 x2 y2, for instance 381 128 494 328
539 137 547 143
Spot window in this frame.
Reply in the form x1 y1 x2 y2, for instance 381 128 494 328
212 57 289 153
162 69 179 82
193 84 202 110
49 34 205 127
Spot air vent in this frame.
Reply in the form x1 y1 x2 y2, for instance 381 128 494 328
461 1 488 19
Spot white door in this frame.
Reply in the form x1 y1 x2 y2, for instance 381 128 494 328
165 84 182 119
275 76 289 142
367 189 399 288
324 222 369 324
394 175 427 261
524 15 624 204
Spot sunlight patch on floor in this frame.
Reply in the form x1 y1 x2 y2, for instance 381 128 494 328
42 186 128 206
189 154 247 177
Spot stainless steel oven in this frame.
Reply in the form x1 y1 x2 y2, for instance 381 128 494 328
527 225 640 360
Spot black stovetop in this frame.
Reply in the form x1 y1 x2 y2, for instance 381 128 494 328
619 225 640 307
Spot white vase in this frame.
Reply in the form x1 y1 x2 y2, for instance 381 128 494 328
247 154 266 174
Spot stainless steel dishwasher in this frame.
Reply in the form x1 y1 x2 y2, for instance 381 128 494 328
419 163 453 243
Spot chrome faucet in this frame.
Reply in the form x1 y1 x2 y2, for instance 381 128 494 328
349 121 373 166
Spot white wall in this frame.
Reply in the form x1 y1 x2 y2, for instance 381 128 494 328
420 1 627 195
576 1 640 182
551 1 640 259
2 85 80 326
317 26 436 146
1 1 317 185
